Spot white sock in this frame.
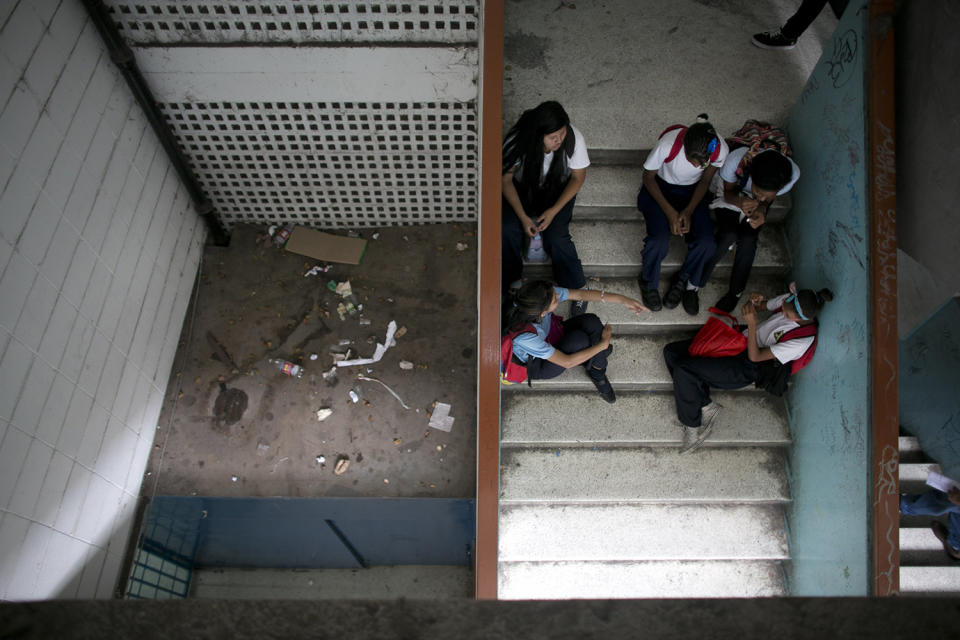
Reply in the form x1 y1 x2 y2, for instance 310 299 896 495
686 282 699 291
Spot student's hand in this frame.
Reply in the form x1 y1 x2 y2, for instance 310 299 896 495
675 209 692 235
741 301 757 324
740 196 759 215
746 208 766 229
601 323 613 347
949 487 960 507
749 292 766 309
519 213 539 238
536 208 557 232
622 296 650 315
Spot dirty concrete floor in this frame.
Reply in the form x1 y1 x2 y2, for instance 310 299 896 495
144 223 477 499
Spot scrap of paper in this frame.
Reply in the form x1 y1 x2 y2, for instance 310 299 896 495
336 320 398 367
428 402 455 432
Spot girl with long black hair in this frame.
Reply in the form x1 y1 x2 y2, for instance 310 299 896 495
502 102 590 312
503 280 648 403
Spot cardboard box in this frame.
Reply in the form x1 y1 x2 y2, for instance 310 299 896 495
284 227 368 265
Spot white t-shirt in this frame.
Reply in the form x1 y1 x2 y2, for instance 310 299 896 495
511 287 569 363
643 128 729 186
742 293 814 364
717 148 800 195
539 125 590 182
508 126 590 184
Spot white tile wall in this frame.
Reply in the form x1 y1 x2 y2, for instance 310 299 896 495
0 1 204 601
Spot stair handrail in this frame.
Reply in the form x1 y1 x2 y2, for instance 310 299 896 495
475 0 505 599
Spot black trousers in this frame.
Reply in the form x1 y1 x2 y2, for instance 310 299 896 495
781 0 850 39
527 313 609 381
702 208 761 298
663 339 760 428
502 191 585 291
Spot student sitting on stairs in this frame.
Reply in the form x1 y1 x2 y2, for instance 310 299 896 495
502 101 590 314
503 280 648 404
636 115 729 316
663 284 833 453
701 145 800 313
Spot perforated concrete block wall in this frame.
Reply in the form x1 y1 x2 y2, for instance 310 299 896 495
105 1 480 230
0 1 204 600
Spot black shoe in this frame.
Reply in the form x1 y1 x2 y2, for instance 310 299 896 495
715 291 739 314
681 288 699 316
637 277 662 312
663 278 685 309
751 29 797 50
590 373 616 404
571 300 588 316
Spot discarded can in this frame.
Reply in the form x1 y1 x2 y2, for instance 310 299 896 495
268 358 303 378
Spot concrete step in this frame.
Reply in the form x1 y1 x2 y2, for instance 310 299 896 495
575 163 792 224
899 566 960 596
502 332 775 392
498 560 786 599
524 220 790 279
501 391 789 448
554 274 786 334
899 436 933 464
500 447 790 504
900 462 941 496
900 527 959 566
499 503 789 562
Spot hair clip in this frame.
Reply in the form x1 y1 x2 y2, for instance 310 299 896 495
707 138 718 154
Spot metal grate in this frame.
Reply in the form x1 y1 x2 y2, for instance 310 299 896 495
161 100 478 229
124 500 200 599
104 1 479 44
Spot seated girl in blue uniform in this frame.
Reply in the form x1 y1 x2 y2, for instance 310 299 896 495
663 284 833 452
503 280 648 403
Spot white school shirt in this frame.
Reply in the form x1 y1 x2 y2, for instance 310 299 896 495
539 125 590 182
643 128 729 186
741 293 815 364
710 148 801 222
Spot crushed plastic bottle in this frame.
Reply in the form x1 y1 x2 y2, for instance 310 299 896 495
268 225 292 248
268 358 303 378
526 233 548 263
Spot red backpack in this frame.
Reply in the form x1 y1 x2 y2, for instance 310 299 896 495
500 324 536 386
775 321 818 374
660 124 723 165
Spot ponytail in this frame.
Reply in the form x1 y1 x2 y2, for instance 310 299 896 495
502 280 554 334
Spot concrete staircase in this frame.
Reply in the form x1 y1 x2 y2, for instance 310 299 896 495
898 436 960 596
497 153 794 598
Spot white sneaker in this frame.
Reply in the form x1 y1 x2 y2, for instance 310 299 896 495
679 402 722 453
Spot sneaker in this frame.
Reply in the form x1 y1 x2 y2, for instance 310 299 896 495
590 373 616 404
663 277 685 310
751 29 797 50
715 291 740 314
680 402 722 453
637 277 662 312
571 300 588 316
681 288 699 316
931 521 960 561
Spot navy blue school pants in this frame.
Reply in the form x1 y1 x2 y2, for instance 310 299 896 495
527 313 609 381
702 208 761 297
637 176 716 287
663 339 759 427
502 193 585 291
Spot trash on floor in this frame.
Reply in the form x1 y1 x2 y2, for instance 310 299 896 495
399 360 414 370
304 264 331 277
456 242 468 251
316 407 333 421
394 325 408 339
256 442 270 456
348 389 360 403
337 320 398 367
428 402 455 432
334 456 350 475
322 366 338 386
329 280 353 297
284 227 368 265
268 225 292 248
357 374 411 410
268 358 303 378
